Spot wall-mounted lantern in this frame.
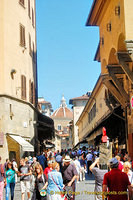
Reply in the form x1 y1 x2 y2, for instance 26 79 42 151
10 69 17 79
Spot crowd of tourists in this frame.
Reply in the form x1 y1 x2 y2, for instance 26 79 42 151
0 148 133 200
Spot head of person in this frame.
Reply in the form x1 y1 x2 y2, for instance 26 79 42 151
115 155 120 162
20 158 25 166
123 161 131 174
109 157 119 169
6 158 9 163
35 163 43 175
63 155 71 166
7 162 13 170
48 160 53 168
33 157 37 163
52 162 59 171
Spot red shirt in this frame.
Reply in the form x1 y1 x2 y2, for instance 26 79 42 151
118 162 123 171
103 168 131 200
44 167 52 179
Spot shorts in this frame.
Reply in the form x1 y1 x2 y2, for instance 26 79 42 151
20 181 30 193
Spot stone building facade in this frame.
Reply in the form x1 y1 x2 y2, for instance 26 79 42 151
0 0 37 163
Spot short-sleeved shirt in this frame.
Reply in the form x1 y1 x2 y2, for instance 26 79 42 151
92 167 108 192
103 168 131 200
18 165 30 181
6 169 15 183
62 163 78 185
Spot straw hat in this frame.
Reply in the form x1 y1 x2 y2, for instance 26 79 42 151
63 155 72 162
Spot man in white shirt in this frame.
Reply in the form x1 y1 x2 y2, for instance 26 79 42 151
86 151 93 174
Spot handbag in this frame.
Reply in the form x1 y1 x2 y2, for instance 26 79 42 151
39 174 47 196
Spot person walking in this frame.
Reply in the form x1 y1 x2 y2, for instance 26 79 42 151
17 158 32 200
79 154 86 181
103 157 132 200
123 161 133 186
32 163 47 200
43 162 64 200
55 151 62 172
89 157 108 200
0 156 6 200
44 160 53 180
5 162 16 200
31 157 39 191
73 156 81 182
86 150 93 174
61 155 78 200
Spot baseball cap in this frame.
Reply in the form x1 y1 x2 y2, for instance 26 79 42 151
109 157 119 168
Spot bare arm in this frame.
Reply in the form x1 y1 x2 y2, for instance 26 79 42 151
102 184 107 200
89 158 99 172
41 182 48 190
68 175 77 187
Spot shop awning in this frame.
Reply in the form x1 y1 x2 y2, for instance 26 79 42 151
9 135 34 152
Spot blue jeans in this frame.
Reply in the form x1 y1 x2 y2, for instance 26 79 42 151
6 182 15 200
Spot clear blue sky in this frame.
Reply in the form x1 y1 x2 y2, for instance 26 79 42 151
36 0 100 111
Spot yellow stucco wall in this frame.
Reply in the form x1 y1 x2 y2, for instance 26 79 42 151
78 81 109 141
99 0 126 74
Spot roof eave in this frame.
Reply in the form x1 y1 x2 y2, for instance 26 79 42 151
86 0 97 26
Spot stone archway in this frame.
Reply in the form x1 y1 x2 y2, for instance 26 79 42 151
108 48 119 65
117 33 127 52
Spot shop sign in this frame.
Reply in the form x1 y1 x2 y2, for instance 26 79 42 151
0 132 4 145
131 96 133 109
99 142 112 167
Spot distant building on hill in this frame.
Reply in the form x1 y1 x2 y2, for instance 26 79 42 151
38 97 53 117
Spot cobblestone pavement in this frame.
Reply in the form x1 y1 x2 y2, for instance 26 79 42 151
75 173 95 200
3 173 95 200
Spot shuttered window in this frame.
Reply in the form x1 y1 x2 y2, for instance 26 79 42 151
29 80 35 105
21 75 26 100
28 0 31 18
19 0 25 7
20 24 26 47
29 34 32 56
29 80 33 104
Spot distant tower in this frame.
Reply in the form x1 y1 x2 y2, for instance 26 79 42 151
60 95 67 107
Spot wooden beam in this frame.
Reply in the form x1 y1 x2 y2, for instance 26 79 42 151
117 53 133 83
107 65 125 74
102 79 126 108
107 69 129 102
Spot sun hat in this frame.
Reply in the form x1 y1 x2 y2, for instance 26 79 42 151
63 155 72 162
109 157 119 168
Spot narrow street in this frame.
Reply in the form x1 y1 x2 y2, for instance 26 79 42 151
75 174 95 200
3 174 95 200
